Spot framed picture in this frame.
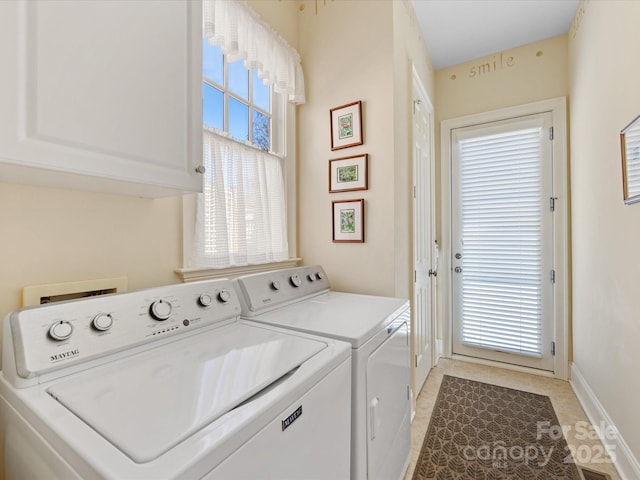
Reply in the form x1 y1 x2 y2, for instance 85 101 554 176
329 154 368 193
332 199 365 243
330 101 363 150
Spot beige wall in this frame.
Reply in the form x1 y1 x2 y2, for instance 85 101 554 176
392 0 435 300
435 34 569 122
434 34 569 354
0 183 182 319
296 0 434 298
568 0 640 463
297 0 396 296
247 0 298 48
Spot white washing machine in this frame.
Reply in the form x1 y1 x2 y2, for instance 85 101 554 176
233 265 411 480
0 279 352 479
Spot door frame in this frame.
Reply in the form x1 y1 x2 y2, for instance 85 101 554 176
411 67 436 395
439 97 569 380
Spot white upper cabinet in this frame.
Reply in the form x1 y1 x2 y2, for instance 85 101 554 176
0 1 203 197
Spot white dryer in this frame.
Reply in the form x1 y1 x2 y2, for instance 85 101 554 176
0 279 352 479
234 265 411 480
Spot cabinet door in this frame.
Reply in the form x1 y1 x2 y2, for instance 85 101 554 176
0 1 202 197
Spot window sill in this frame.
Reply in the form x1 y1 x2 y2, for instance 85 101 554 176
175 258 302 283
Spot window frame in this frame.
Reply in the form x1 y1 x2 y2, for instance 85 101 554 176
178 41 298 281
202 43 281 155
440 97 569 380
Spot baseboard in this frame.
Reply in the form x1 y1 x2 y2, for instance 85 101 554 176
435 339 443 364
570 363 640 480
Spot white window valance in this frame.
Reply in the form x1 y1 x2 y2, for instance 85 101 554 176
203 0 306 105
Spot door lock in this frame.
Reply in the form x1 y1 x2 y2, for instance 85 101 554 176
454 266 463 274
428 269 437 277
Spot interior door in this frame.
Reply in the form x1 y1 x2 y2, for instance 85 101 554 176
412 74 435 394
451 113 555 371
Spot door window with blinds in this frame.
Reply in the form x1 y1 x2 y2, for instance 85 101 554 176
451 113 555 371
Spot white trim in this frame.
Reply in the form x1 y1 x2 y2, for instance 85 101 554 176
571 363 640 480
175 257 302 282
411 66 436 398
181 96 297 272
451 354 556 378
440 97 569 379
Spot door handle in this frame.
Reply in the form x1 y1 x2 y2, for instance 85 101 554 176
455 253 462 259
369 397 380 440
454 266 463 274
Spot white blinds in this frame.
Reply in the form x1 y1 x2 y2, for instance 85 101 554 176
203 0 305 104
193 130 288 268
458 127 544 357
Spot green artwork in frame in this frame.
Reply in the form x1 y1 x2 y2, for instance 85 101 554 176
329 154 368 193
338 113 353 139
332 199 364 243
330 101 363 150
340 208 355 233
337 165 358 183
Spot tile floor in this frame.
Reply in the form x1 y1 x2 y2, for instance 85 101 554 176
404 358 621 480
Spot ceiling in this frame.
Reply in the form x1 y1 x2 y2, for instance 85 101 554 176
411 0 580 70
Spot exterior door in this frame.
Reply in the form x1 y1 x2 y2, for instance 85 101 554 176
451 113 555 371
412 74 435 393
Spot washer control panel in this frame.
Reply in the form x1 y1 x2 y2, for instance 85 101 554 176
233 265 330 315
7 280 241 380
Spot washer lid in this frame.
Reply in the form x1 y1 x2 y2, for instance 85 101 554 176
47 323 326 464
246 292 409 348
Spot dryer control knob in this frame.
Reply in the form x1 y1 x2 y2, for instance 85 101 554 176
290 274 302 287
316 271 325 280
218 289 232 303
307 273 317 282
198 294 213 307
92 313 113 331
49 321 73 341
149 299 172 321
271 280 281 291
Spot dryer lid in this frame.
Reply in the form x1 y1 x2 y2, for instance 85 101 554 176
47 323 326 463
247 292 409 348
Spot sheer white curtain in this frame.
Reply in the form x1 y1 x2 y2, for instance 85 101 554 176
193 131 288 268
203 0 305 104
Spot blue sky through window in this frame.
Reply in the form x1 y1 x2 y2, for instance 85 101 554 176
202 40 271 149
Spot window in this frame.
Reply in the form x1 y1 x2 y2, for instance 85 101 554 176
195 39 288 269
202 40 273 152
181 0 305 276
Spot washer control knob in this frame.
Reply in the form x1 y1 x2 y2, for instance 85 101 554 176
149 299 172 321
271 280 281 291
49 321 73 341
198 294 213 307
290 274 302 288
316 271 325 280
307 273 317 282
92 313 113 331
218 289 232 303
